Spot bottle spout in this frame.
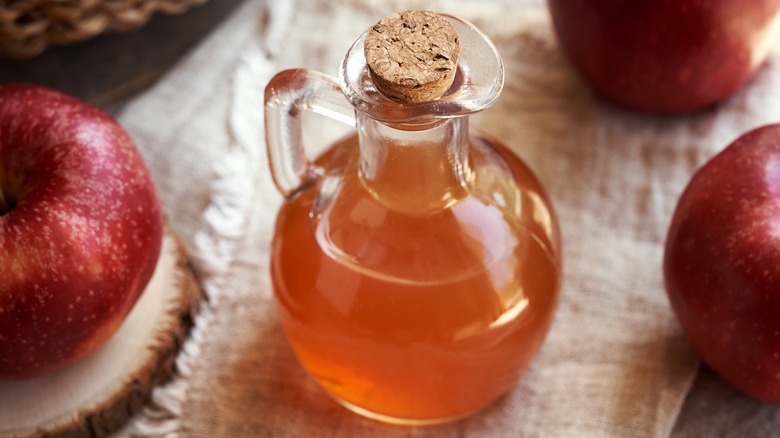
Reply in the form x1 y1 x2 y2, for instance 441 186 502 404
340 11 504 125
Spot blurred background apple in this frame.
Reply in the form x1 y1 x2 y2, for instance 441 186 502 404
548 0 780 112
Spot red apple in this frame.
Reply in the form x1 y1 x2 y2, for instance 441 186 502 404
665 124 780 402
0 84 163 379
548 0 780 112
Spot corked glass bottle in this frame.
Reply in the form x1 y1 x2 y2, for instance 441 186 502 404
264 10 562 425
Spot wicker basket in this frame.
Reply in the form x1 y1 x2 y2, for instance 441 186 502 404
0 0 207 58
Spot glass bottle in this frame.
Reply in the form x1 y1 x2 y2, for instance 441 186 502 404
264 11 562 425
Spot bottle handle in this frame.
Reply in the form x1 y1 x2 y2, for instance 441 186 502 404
264 69 356 197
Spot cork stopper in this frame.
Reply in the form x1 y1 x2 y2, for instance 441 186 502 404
363 10 460 103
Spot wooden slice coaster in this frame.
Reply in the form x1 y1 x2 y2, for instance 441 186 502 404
0 228 202 437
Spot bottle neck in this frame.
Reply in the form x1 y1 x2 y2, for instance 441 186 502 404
357 114 470 215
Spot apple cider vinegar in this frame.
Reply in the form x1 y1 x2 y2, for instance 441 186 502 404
271 133 560 423
265 10 562 424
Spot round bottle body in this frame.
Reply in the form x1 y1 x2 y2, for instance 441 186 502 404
271 132 561 424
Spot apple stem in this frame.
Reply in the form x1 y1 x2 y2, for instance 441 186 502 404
0 188 8 216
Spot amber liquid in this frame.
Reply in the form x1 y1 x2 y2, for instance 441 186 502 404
271 133 561 423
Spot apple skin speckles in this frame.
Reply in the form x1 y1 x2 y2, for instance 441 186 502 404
665 124 780 402
0 83 163 379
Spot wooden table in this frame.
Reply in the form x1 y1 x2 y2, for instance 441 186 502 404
0 0 246 116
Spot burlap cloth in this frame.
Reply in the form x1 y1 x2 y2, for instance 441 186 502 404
113 0 780 436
